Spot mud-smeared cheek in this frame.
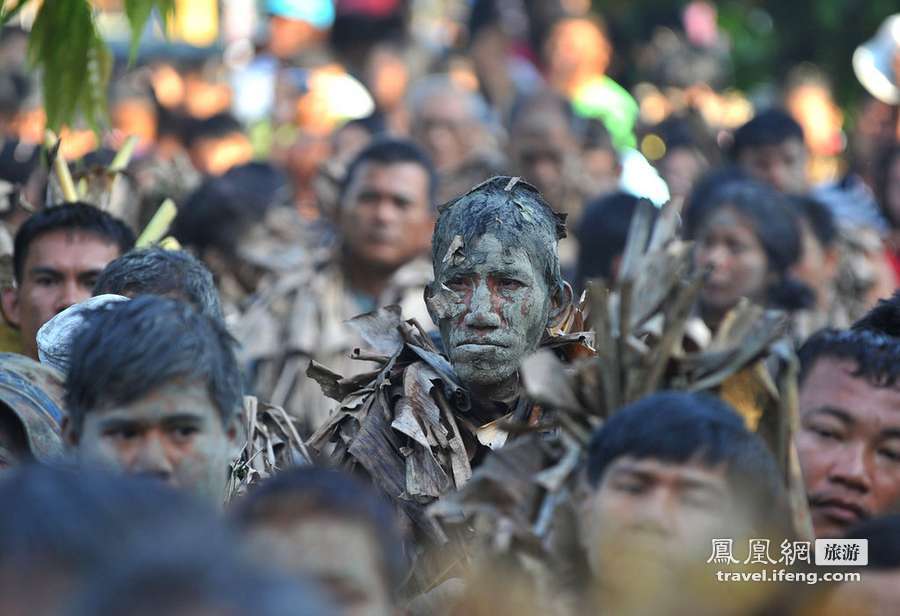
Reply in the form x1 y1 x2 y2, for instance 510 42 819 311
426 286 467 322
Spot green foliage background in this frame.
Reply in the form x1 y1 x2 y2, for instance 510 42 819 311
1 0 173 133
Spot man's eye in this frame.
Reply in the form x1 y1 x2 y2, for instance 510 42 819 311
171 426 199 440
105 427 139 440
447 277 468 290
878 447 900 463
33 276 56 286
497 278 523 290
810 426 842 441
683 491 719 509
612 479 646 494
357 193 379 205
81 276 99 290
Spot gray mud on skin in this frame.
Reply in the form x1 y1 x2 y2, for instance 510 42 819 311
425 177 567 406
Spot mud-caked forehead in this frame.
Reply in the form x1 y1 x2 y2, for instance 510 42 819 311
431 177 566 289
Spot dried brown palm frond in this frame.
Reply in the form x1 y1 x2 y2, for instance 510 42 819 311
226 396 311 501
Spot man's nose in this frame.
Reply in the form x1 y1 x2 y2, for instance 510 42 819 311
700 245 728 271
463 282 501 329
131 434 175 480
56 279 86 313
829 443 872 494
765 163 789 192
631 488 676 536
372 200 400 225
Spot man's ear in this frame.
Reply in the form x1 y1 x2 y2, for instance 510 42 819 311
61 416 80 448
423 284 439 325
1 286 21 328
547 281 574 328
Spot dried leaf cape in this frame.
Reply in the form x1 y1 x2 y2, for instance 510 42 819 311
232 252 434 436
226 396 312 501
305 302 592 547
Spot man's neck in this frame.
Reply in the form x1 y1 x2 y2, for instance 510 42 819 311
341 254 396 301
467 376 521 422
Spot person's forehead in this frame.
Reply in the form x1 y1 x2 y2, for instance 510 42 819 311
699 206 757 237
255 515 382 579
800 356 900 418
438 233 539 274
353 160 429 190
94 379 217 419
25 230 120 270
605 455 728 487
743 139 805 158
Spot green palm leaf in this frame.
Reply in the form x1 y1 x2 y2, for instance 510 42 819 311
26 0 174 133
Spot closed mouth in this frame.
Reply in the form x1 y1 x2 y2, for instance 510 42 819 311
455 340 508 349
809 496 868 526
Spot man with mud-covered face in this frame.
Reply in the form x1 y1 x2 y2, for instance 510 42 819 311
425 176 572 410
306 176 576 540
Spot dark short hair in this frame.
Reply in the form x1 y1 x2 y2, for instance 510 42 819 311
431 176 566 295
184 113 244 148
173 162 289 257
575 192 649 288
233 467 407 594
13 203 135 282
845 514 900 569
340 137 438 206
586 391 789 531
65 296 242 431
93 247 223 321
730 108 805 159
798 327 900 388
683 165 750 224
852 291 900 338
792 195 837 248
684 179 815 312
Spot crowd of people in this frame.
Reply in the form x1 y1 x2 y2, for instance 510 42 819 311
0 1 900 614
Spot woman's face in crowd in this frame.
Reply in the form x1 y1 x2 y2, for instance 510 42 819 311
693 205 770 317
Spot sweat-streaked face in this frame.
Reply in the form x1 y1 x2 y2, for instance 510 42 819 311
67 378 239 505
797 357 900 538
427 233 552 402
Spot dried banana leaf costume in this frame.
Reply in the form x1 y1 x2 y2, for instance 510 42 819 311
306 177 590 545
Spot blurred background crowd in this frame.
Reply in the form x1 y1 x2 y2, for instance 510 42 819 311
0 0 900 614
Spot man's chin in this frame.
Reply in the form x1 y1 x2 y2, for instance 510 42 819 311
811 511 855 539
354 245 407 269
452 359 516 390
